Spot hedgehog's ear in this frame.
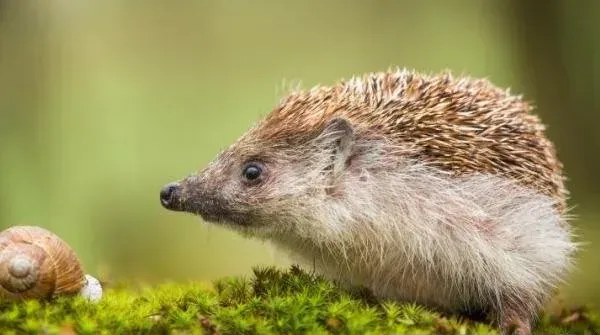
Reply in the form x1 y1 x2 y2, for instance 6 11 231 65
318 117 355 176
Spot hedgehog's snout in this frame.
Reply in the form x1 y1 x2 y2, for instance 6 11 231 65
160 176 227 221
160 182 183 211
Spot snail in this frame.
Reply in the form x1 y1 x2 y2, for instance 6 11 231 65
0 226 102 302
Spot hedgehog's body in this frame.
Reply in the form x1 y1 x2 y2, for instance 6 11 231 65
161 69 576 334
252 71 567 210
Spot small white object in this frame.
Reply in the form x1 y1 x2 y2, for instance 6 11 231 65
79 274 103 302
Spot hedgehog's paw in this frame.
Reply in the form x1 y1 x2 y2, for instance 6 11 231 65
500 310 532 335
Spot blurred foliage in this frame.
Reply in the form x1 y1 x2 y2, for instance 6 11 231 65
1 266 598 334
0 0 597 306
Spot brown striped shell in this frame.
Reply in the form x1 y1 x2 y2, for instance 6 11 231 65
0 226 85 300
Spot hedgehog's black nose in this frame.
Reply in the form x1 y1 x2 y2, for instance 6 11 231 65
160 182 181 210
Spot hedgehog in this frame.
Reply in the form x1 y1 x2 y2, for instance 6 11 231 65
160 69 576 334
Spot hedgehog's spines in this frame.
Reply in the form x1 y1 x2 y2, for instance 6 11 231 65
248 69 567 211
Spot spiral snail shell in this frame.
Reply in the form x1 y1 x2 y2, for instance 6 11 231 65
0 226 102 301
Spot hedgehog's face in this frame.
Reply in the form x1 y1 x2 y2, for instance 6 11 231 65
160 149 278 228
160 117 357 236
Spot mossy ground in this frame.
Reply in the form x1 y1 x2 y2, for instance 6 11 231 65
0 266 597 334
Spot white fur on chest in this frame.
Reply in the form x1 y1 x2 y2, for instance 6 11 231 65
269 165 576 315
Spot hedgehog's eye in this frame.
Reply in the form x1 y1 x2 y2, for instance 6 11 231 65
242 163 263 184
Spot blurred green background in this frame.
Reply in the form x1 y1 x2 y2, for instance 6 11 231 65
0 1 597 305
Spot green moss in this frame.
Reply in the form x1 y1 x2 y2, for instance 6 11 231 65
0 266 597 334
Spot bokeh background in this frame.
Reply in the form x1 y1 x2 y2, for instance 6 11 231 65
1 1 597 305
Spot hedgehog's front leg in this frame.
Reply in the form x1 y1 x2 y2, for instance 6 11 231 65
500 309 532 335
